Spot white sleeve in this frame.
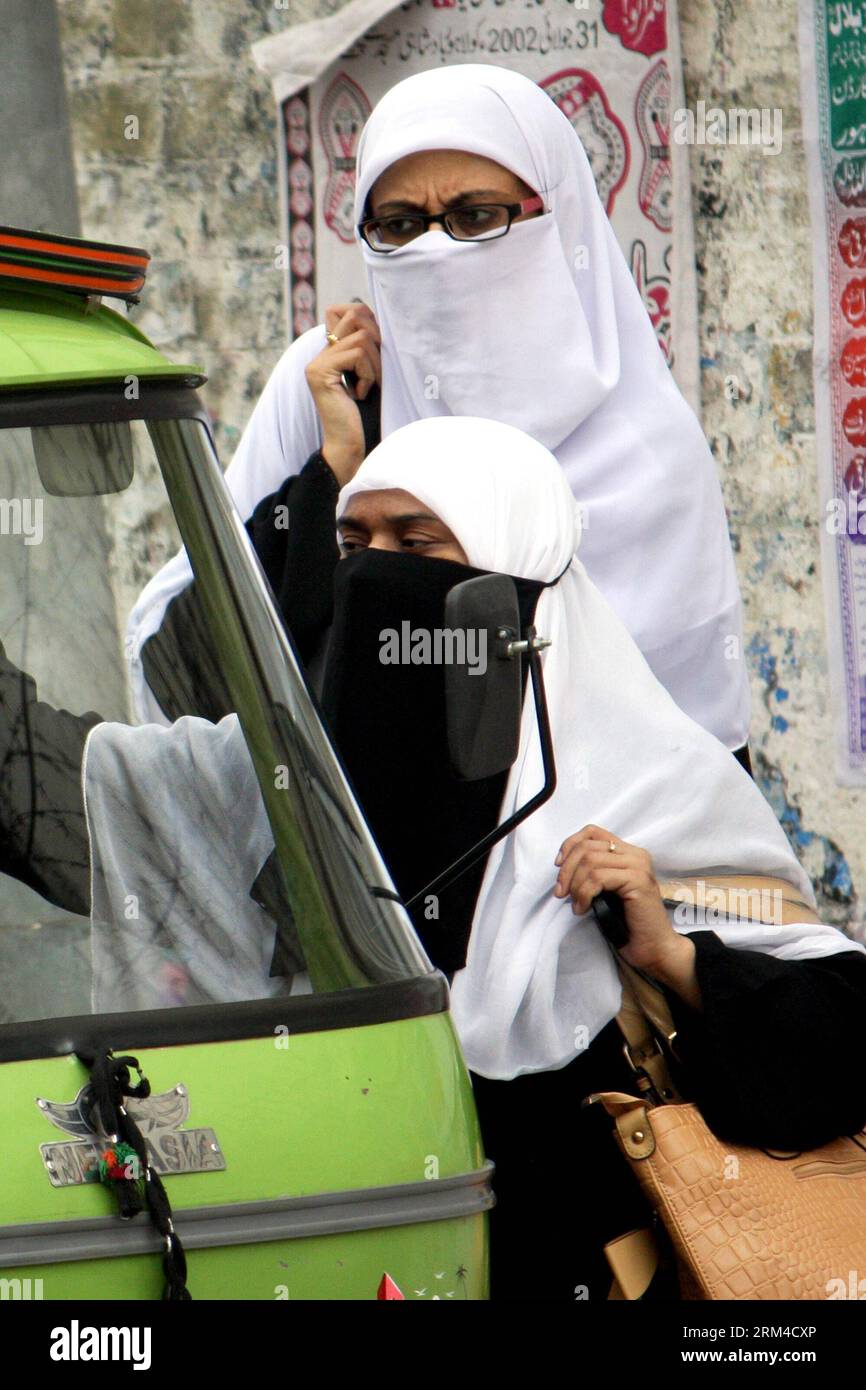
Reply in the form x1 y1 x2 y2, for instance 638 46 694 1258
126 325 327 723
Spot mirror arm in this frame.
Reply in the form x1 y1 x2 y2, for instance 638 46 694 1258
403 632 557 911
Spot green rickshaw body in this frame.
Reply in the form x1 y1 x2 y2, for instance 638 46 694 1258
0 263 492 1300
1 1013 489 1300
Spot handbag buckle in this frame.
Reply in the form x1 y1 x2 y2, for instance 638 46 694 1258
622 1038 667 1106
622 1034 663 1073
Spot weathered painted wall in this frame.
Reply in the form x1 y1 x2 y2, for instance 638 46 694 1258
55 0 304 461
54 0 865 936
679 0 864 935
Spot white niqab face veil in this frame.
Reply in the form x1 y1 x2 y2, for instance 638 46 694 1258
354 64 620 454
353 63 750 751
340 416 861 1081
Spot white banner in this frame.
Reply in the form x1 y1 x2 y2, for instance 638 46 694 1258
252 0 701 414
799 0 866 783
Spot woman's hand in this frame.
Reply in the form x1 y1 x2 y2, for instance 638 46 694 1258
553 824 700 1007
304 301 382 487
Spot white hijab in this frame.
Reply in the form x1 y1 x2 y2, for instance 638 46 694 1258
126 64 749 752
339 416 863 1081
84 713 296 1013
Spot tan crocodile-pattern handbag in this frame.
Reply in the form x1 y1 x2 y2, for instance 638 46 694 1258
593 922 866 1301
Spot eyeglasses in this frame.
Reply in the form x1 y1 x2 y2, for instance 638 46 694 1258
358 195 545 252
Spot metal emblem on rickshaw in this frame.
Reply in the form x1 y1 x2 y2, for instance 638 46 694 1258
35 1082 226 1188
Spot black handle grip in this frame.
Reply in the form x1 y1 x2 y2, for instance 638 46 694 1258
591 890 630 949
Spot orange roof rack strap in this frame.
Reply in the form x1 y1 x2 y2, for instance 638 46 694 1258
0 225 150 303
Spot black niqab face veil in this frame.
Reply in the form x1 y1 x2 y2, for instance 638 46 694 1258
320 547 544 974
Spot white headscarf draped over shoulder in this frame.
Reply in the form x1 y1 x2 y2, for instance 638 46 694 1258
84 713 295 1013
351 63 749 750
126 63 749 754
339 416 863 1081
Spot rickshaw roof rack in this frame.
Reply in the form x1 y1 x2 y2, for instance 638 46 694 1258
0 224 149 303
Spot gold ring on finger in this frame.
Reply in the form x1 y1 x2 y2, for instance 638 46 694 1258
326 331 339 345
609 841 617 853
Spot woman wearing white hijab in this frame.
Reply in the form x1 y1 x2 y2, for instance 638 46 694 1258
126 62 751 763
330 416 866 1299
334 419 851 1063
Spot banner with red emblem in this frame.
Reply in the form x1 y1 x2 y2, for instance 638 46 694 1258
800 0 866 782
252 0 700 413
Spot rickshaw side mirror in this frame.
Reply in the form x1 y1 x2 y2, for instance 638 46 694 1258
444 573 523 781
420 573 629 948
31 421 134 496
405 573 556 911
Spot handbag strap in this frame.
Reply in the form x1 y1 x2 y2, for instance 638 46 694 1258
657 873 821 926
614 956 682 1105
611 869 818 1104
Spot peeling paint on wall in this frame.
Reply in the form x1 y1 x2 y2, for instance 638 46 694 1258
754 751 860 936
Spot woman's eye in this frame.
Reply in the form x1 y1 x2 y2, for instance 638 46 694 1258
339 538 365 554
383 217 421 238
453 206 497 231
401 536 433 549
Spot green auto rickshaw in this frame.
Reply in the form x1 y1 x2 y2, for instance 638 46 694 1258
0 226 496 1301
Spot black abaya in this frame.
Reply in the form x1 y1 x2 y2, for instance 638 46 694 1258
471 936 866 1300
0 640 100 916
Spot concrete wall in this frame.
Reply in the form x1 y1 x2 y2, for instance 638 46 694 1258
679 0 863 932
2 0 81 234
52 0 866 936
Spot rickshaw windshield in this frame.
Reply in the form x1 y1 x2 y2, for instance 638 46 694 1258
0 406 431 1029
